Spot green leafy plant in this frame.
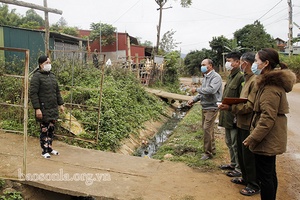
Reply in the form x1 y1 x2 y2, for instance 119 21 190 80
0 191 23 200
0 179 5 189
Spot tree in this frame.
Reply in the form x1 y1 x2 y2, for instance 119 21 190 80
209 36 230 69
21 9 44 28
184 49 212 76
160 30 180 53
61 27 79 36
56 17 68 27
234 20 276 51
179 0 193 7
224 38 249 52
89 22 116 46
50 18 78 37
140 40 153 47
19 21 40 29
163 50 181 85
0 4 22 27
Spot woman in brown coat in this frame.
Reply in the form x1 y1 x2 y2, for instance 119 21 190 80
243 48 296 200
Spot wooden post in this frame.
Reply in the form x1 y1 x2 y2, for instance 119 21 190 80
0 0 62 14
127 34 131 71
44 0 50 55
135 53 139 79
23 49 29 178
97 55 106 143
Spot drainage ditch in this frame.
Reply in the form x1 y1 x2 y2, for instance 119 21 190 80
134 103 190 158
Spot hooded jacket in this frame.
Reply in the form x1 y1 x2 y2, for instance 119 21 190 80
30 70 64 122
246 69 296 156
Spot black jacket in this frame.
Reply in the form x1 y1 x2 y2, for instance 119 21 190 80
30 70 64 122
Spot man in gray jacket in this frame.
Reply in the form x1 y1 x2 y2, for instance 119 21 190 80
188 59 223 160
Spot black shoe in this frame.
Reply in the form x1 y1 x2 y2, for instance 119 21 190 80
226 170 242 177
240 187 260 196
219 164 235 170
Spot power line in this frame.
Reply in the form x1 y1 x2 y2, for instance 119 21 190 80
257 0 283 21
259 7 287 22
113 0 143 24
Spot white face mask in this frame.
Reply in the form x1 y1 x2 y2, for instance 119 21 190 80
225 61 233 71
43 64 52 72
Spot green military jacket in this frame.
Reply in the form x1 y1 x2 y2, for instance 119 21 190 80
218 67 244 129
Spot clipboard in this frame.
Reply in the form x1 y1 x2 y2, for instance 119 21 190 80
222 97 248 105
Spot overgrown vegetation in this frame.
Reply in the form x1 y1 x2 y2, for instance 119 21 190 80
0 59 167 152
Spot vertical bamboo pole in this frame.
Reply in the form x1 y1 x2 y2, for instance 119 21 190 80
23 50 30 177
97 55 106 143
136 53 139 79
127 35 131 71
68 52 76 133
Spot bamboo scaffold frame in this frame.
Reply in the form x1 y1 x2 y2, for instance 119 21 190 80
0 47 29 180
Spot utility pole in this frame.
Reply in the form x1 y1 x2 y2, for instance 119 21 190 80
156 1 164 55
288 0 293 56
155 0 172 55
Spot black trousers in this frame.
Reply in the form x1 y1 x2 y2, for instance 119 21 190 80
39 120 55 154
255 154 277 200
237 128 260 190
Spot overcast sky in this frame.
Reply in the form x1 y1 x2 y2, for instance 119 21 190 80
8 0 300 54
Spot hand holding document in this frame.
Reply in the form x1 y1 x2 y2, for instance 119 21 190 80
221 97 248 105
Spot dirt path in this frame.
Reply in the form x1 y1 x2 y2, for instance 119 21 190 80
0 79 298 200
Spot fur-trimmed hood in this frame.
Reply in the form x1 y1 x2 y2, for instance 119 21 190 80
256 69 296 93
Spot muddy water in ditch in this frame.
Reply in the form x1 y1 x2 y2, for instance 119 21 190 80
135 104 190 158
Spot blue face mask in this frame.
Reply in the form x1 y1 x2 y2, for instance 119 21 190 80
201 66 208 73
251 63 262 75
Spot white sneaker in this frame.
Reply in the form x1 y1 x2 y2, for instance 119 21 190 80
42 153 51 159
51 150 59 155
